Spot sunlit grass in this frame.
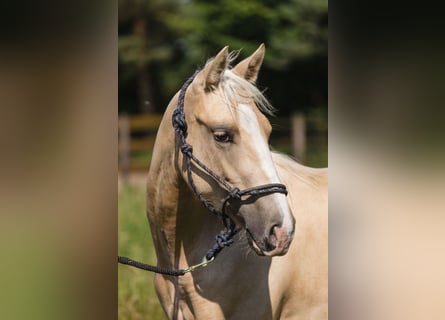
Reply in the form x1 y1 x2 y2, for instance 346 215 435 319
118 184 165 320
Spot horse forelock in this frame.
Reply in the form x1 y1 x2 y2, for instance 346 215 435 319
201 50 275 116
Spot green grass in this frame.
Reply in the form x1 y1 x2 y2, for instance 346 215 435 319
118 184 165 320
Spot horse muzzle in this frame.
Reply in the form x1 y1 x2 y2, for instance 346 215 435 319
246 224 294 257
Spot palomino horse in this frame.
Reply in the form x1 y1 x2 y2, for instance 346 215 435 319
147 44 328 319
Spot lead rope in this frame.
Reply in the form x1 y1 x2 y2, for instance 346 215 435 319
117 255 214 276
118 70 288 276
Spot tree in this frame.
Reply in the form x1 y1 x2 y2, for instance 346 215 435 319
119 0 177 114
118 0 328 115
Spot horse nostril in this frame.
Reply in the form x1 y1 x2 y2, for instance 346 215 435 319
270 224 279 236
264 224 279 251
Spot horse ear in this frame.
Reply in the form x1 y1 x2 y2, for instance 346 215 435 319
232 43 265 83
197 46 229 91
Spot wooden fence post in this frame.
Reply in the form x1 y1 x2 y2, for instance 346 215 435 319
119 114 130 179
291 113 306 163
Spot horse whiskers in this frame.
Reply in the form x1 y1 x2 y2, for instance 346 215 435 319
239 240 252 259
232 231 255 258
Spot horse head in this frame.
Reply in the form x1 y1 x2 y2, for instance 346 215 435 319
177 44 295 257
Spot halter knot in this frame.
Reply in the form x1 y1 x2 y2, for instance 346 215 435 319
228 187 241 200
172 109 188 136
205 228 236 260
180 143 193 155
215 229 235 247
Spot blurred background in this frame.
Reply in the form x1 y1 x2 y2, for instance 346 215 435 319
118 0 328 172
118 0 327 319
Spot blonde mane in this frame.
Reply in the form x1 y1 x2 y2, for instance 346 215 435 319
271 152 328 192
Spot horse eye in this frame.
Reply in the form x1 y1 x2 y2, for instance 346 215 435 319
213 131 233 143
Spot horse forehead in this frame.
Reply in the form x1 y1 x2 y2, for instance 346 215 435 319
236 103 271 134
193 91 269 132
204 102 266 132
194 91 233 119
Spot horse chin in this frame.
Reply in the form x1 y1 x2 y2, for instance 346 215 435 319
245 230 265 256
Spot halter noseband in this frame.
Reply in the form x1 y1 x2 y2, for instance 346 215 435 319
172 70 288 260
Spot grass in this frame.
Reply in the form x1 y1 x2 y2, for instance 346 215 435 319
118 184 165 320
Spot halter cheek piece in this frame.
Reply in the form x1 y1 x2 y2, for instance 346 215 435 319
118 70 288 276
172 70 288 261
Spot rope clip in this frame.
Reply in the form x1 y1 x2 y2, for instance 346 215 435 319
183 256 215 274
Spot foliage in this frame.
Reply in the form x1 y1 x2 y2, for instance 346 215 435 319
119 0 327 115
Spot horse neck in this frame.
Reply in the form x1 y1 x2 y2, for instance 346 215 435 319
147 97 222 268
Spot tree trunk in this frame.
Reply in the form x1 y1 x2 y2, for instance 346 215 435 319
133 16 155 114
137 64 155 113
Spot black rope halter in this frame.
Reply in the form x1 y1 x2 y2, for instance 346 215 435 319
172 70 288 260
118 70 288 275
